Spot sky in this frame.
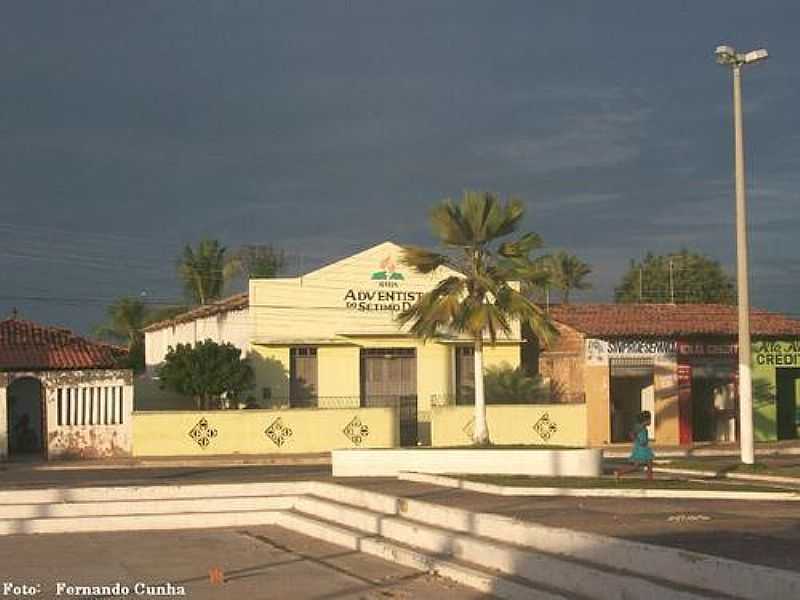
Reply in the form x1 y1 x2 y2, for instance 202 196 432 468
1 1 798 335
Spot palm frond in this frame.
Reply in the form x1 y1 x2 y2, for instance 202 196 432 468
401 246 451 274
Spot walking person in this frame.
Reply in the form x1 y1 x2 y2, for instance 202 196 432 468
614 410 654 480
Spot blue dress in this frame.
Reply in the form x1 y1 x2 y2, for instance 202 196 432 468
630 424 654 464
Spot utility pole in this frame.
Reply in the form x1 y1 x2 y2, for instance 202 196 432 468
669 260 675 304
638 268 643 302
715 44 768 465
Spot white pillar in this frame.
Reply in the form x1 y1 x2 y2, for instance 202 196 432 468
473 337 489 444
0 384 7 459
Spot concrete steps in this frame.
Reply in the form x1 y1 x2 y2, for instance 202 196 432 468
307 481 800 600
290 495 713 600
278 510 570 600
1 480 798 600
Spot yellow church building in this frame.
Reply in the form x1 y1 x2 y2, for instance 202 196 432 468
248 241 522 445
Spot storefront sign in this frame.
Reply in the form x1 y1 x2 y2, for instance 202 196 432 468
343 289 424 312
754 340 800 366
585 338 676 366
343 255 427 312
677 342 737 357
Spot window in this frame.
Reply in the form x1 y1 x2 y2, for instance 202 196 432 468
290 347 318 408
455 346 475 405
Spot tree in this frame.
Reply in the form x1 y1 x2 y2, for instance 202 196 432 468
543 251 592 304
93 297 147 372
615 250 735 304
398 191 557 445
224 244 286 281
157 340 254 409
484 364 549 404
178 239 226 305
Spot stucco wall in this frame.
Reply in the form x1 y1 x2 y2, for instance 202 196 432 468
250 338 521 412
431 404 587 447
585 365 610 445
132 407 398 456
654 355 679 444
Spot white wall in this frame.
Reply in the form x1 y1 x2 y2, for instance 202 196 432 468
144 308 251 369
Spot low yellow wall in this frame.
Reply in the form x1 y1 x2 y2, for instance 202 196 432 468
133 407 398 456
431 404 587 447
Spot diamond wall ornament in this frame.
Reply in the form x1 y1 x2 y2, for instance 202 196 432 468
188 417 219 449
462 418 475 440
533 412 558 442
343 417 370 446
265 417 293 447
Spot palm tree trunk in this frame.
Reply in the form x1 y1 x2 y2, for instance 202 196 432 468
472 336 489 444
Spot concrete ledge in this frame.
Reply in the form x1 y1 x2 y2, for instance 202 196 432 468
331 448 602 477
655 466 800 487
398 472 800 501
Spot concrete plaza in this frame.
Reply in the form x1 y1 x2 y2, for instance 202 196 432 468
2 461 799 574
0 526 493 600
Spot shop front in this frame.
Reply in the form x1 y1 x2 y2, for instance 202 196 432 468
753 340 800 440
677 339 738 444
583 337 678 445
542 304 800 448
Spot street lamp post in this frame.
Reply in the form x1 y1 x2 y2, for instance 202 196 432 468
715 45 768 465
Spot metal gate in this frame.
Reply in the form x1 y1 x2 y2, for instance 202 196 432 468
360 348 418 446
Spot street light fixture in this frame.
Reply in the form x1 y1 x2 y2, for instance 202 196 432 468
715 44 768 465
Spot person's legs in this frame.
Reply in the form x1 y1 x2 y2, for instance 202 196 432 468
645 461 653 480
614 462 641 479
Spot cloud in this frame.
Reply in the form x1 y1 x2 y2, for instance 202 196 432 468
475 109 649 174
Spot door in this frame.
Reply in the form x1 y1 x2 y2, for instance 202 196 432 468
776 368 800 440
691 378 715 442
6 377 46 458
361 348 417 445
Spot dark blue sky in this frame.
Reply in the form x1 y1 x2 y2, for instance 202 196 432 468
1 2 798 333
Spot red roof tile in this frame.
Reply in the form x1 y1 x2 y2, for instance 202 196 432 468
0 319 127 371
142 293 248 333
548 304 800 337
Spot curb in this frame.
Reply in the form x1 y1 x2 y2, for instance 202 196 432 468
6 455 331 472
398 471 800 501
604 446 800 459
654 466 800 487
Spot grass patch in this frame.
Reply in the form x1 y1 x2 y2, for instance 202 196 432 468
408 444 582 450
657 458 800 478
456 474 796 493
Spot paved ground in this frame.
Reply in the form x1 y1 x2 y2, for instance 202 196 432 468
0 526 495 600
2 462 800 573
0 463 332 489
342 478 800 572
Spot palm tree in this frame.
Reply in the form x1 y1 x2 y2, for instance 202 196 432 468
545 251 592 303
398 191 557 445
223 244 286 282
94 297 147 371
179 239 226 305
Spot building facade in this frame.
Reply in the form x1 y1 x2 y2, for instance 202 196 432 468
540 304 800 446
0 317 133 460
248 241 522 445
